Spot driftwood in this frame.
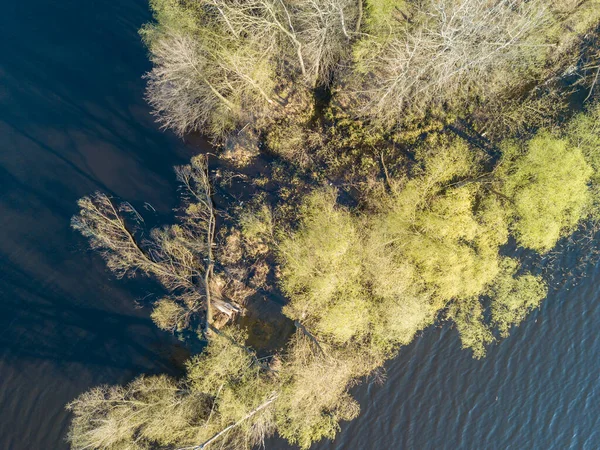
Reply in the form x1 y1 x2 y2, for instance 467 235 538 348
212 298 242 317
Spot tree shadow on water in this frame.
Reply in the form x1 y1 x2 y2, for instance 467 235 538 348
0 256 182 376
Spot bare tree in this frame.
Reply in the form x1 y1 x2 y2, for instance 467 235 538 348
145 29 279 137
201 0 308 77
200 0 359 85
72 156 242 334
293 0 359 83
72 193 198 291
350 0 550 123
144 0 362 137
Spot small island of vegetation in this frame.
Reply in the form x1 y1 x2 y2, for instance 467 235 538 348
67 1 600 449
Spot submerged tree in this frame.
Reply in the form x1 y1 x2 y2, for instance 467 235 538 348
71 155 242 334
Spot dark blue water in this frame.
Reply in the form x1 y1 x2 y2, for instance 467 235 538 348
2 1 600 449
0 1 201 448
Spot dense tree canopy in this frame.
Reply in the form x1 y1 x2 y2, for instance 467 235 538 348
278 127 597 358
498 134 592 252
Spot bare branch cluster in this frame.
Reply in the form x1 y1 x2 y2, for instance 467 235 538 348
144 0 360 136
71 192 195 290
145 31 278 137
350 0 550 123
71 155 241 334
293 0 358 82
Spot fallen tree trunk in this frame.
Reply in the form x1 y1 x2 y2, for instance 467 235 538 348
176 394 278 450
294 321 326 357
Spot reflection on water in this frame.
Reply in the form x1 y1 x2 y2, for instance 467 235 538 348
2 1 600 449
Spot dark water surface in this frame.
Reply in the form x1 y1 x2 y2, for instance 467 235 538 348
0 0 200 448
2 1 600 449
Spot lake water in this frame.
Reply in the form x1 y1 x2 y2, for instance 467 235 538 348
1 1 600 449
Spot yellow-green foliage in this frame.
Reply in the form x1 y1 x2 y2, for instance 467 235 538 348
448 297 494 359
450 259 546 358
369 140 510 356
499 134 593 252
392 186 503 301
568 103 600 177
277 127 599 360
239 202 274 255
489 258 547 338
567 102 600 219
352 0 409 74
67 374 209 450
365 237 436 352
277 185 437 355
379 140 507 304
151 297 186 331
187 328 256 393
68 109 600 450
547 0 600 44
66 0 600 448
278 188 368 344
186 329 277 443
363 0 408 33
275 335 361 449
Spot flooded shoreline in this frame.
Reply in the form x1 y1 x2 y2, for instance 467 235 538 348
2 1 600 449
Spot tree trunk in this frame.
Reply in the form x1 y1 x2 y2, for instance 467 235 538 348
355 0 363 33
204 158 216 336
176 395 278 450
294 321 326 357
